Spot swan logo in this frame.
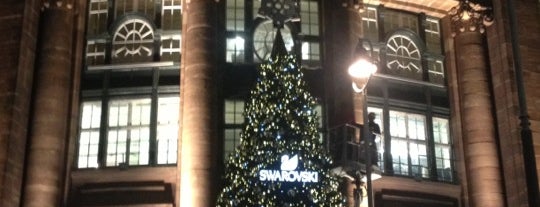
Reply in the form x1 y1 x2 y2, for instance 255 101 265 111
259 154 319 183
280 155 298 171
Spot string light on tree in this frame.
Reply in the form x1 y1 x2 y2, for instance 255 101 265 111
217 30 343 206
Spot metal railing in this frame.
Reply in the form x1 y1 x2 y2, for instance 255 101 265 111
326 124 380 177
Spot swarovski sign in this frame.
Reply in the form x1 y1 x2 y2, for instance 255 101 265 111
259 155 319 183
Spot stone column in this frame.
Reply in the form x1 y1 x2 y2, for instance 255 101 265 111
178 0 219 206
0 1 40 207
450 2 504 206
22 1 74 207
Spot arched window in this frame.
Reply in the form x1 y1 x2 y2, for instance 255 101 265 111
385 32 423 81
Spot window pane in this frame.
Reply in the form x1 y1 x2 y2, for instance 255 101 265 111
224 99 245 160
225 100 245 124
226 0 245 31
384 10 418 34
161 34 182 62
224 129 242 159
428 59 445 84
425 18 441 54
389 111 407 138
162 0 182 30
433 117 449 144
157 96 180 164
390 110 428 177
77 101 102 168
361 7 378 41
300 0 319 36
433 117 453 181
368 107 384 167
391 139 408 176
226 36 245 63
106 98 151 167
408 114 425 140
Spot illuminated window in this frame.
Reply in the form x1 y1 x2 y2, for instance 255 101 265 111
78 101 102 168
157 97 179 164
368 107 384 168
301 42 320 61
226 36 246 63
299 0 321 67
433 117 453 182
389 111 428 178
77 96 179 168
106 98 152 166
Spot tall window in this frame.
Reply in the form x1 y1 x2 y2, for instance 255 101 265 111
433 117 453 182
157 97 180 164
361 7 378 41
369 107 453 182
389 111 428 178
77 96 179 168
224 100 245 158
299 0 321 68
106 98 152 166
226 0 246 63
78 102 102 168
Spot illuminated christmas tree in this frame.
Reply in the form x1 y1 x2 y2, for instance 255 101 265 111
217 30 343 206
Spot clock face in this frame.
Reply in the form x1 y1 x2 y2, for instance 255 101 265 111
112 18 154 58
253 20 294 61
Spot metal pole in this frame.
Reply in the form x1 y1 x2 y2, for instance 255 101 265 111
363 90 373 207
507 0 540 206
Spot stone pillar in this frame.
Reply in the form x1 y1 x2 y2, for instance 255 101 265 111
451 2 504 206
0 1 40 207
178 0 219 206
323 1 362 128
22 1 74 207
323 2 363 207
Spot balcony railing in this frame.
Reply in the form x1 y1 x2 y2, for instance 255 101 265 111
327 124 382 179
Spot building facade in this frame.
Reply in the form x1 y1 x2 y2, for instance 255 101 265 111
0 0 539 206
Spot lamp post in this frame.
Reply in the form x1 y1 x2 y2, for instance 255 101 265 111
348 38 377 207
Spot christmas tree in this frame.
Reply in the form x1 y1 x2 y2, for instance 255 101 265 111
217 30 343 206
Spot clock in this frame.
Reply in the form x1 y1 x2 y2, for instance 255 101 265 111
112 17 155 58
253 20 294 61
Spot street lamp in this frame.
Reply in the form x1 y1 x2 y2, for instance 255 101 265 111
349 38 377 207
